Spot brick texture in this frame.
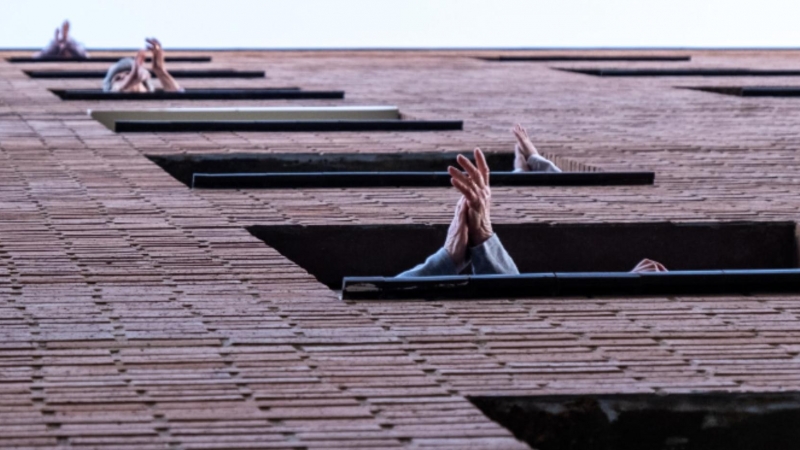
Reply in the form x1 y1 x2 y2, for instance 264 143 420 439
1 49 800 449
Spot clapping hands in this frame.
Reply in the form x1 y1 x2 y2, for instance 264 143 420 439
444 148 495 267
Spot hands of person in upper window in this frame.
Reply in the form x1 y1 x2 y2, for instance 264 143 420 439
512 123 540 160
146 38 166 74
59 21 70 47
630 258 669 273
444 197 470 269
116 50 151 92
146 38 183 92
448 148 494 246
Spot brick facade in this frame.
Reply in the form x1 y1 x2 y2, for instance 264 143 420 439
1 49 799 449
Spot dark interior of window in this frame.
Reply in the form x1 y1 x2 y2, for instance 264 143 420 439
470 392 800 450
8 56 212 63
559 68 800 77
478 55 690 62
24 69 265 79
247 222 797 290
686 86 800 97
50 88 345 100
147 152 652 189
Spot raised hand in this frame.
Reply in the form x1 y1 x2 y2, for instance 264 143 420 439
146 38 165 73
444 197 470 268
448 148 494 246
115 50 150 92
631 258 669 273
60 21 70 44
145 38 183 92
512 123 540 160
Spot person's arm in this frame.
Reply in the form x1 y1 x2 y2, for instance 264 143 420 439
526 154 562 173
34 27 61 58
470 234 519 275
397 198 470 278
152 67 183 92
63 38 88 59
396 248 461 278
112 51 150 92
147 38 184 92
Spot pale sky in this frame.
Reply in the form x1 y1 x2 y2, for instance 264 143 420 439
1 0 799 49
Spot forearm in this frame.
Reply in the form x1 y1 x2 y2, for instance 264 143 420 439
153 69 184 92
64 40 88 59
396 248 462 278
470 234 519 275
526 154 561 173
35 41 60 58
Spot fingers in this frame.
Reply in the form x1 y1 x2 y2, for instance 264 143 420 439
146 38 162 51
474 148 490 184
135 50 146 67
632 258 668 273
512 123 524 139
449 169 478 203
62 21 70 40
456 154 486 190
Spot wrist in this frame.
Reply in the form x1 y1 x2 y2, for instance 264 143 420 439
470 229 493 247
446 246 465 267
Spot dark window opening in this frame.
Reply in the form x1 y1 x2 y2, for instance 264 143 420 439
559 68 800 77
478 55 690 62
50 88 344 101
470 392 800 450
686 86 800 97
247 222 797 291
342 269 800 300
114 119 463 133
8 56 212 63
24 69 265 79
146 152 651 189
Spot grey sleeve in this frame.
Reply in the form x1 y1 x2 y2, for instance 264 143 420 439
35 39 88 59
527 154 562 173
470 234 520 275
396 248 461 278
65 39 89 59
36 40 60 58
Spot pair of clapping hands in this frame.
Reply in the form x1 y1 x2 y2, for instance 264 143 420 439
444 148 494 268
37 21 85 58
113 39 169 92
443 148 669 274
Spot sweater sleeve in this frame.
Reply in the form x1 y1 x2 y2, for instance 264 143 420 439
526 154 562 173
470 234 520 275
65 39 89 59
396 248 461 278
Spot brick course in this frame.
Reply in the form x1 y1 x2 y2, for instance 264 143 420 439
1 49 800 449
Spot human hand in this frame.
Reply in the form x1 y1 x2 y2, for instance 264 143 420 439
113 50 151 92
631 258 669 273
133 50 150 79
512 123 539 160
146 38 166 73
60 21 70 43
448 148 494 246
444 197 470 268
